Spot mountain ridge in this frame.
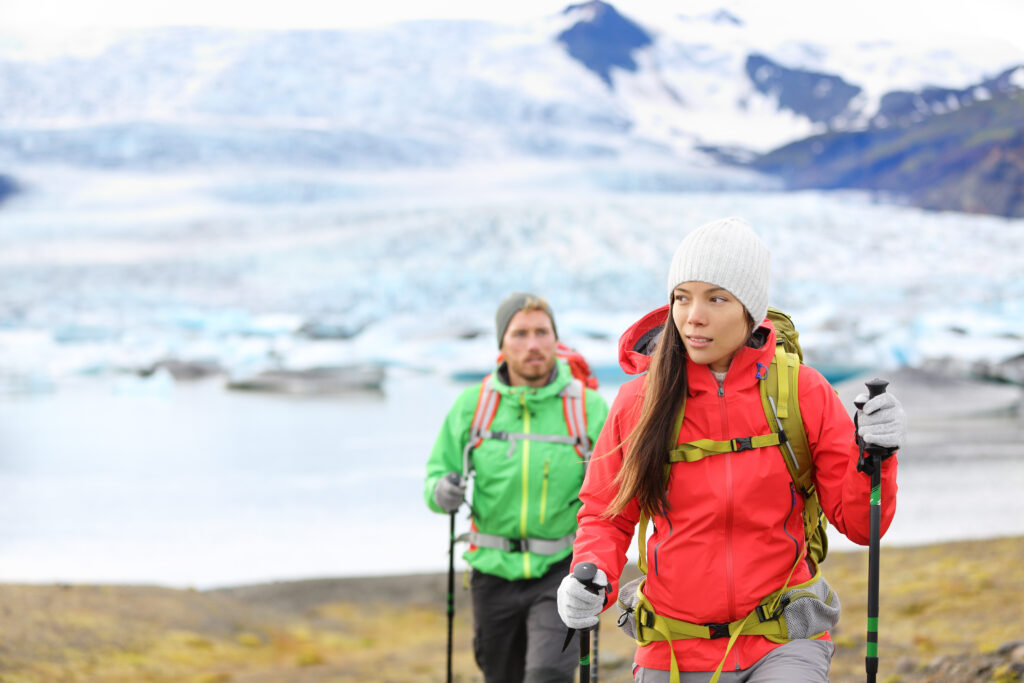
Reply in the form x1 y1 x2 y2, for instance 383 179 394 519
1 3 1022 215
751 75 1024 217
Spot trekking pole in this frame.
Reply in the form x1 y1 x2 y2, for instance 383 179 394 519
447 509 456 683
444 473 463 683
573 562 601 683
855 379 895 683
592 619 600 683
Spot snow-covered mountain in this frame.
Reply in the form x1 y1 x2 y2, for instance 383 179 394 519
1 1 1021 175
1 0 1023 392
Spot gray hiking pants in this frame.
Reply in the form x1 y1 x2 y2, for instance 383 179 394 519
470 555 576 683
633 639 835 682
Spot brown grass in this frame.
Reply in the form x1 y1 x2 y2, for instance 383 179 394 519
0 536 1020 682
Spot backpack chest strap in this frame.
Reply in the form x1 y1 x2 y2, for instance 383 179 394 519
668 432 784 463
464 378 591 462
475 430 587 458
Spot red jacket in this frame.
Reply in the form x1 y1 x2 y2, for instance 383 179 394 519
574 308 898 672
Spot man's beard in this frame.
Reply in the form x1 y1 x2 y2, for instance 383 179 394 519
511 356 554 382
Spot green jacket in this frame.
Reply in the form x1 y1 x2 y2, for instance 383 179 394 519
425 359 609 581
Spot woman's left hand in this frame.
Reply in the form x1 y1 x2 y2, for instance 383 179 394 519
855 392 906 450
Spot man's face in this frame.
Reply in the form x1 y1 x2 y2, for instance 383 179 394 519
500 309 557 387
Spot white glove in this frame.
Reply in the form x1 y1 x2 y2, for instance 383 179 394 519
856 392 906 450
433 473 466 513
557 567 608 629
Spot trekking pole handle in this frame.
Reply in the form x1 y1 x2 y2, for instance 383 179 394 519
574 562 601 595
855 379 895 460
445 472 475 516
854 378 889 410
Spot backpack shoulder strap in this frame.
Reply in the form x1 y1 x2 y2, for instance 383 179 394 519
462 375 501 475
559 378 591 461
463 376 592 471
761 345 812 493
760 344 829 566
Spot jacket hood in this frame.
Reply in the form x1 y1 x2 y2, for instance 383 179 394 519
617 304 775 376
618 305 671 375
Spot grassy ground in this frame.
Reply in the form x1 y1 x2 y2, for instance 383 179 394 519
0 536 1021 682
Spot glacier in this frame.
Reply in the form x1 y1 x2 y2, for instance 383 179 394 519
1 166 1023 392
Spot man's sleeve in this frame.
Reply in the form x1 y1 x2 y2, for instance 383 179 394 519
424 387 474 514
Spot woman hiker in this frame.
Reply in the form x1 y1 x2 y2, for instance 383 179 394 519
556 217 904 682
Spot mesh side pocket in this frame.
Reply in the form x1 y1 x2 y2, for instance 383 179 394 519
781 575 841 639
616 576 645 640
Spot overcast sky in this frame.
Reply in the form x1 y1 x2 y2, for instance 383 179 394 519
1 0 1021 51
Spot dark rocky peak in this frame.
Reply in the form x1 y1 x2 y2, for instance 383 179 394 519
709 9 744 26
873 63 1024 127
985 64 1024 93
557 1 653 88
745 53 862 125
0 174 18 206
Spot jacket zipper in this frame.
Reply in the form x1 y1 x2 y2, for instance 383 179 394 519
719 380 739 673
785 482 801 566
718 383 737 619
520 392 531 578
540 458 550 525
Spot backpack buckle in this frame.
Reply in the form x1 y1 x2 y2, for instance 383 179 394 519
732 437 754 452
706 622 730 639
508 538 525 552
756 603 783 622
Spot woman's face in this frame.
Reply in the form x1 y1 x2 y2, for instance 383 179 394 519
671 281 751 373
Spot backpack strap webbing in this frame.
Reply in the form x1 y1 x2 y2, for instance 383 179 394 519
560 378 592 462
629 563 830 683
461 376 593 525
635 344 824 575
459 530 576 555
463 377 591 462
463 374 501 476
760 344 828 567
761 345 812 491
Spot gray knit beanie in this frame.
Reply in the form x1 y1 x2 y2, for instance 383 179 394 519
495 292 557 349
666 217 770 324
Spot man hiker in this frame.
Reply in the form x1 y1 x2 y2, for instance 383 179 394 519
425 292 609 683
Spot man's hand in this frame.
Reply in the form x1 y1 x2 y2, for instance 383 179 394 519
557 566 608 629
433 472 467 513
856 392 906 451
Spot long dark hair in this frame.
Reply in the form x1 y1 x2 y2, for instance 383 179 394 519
607 309 688 518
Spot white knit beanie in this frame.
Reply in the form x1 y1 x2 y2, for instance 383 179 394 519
666 217 770 324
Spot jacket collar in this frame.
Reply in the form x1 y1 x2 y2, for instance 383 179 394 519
491 358 571 400
617 304 778 394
